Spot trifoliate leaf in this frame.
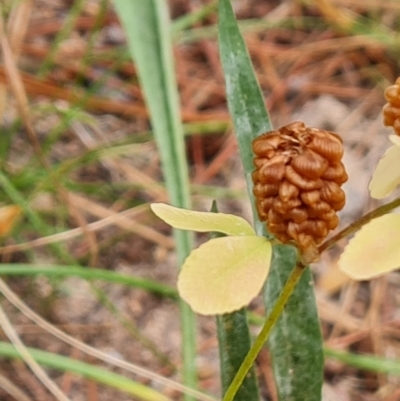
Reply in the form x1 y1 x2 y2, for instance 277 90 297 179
369 137 400 199
0 206 21 237
151 203 255 236
178 236 272 315
339 214 400 280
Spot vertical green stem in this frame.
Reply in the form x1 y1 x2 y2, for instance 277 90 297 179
222 262 306 401
114 2 196 397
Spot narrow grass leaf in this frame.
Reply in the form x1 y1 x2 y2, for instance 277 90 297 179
172 1 217 33
218 1 323 399
218 0 272 207
325 348 400 375
217 309 259 401
178 236 271 315
151 203 255 236
369 136 400 199
0 264 177 298
339 214 400 280
0 342 172 401
113 2 196 395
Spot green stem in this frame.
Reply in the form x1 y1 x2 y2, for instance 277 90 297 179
222 261 307 401
318 197 400 253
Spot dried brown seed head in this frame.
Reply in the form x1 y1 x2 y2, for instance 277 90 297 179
331 199 346 211
320 181 345 203
285 207 308 224
258 156 286 183
278 180 299 202
291 149 329 179
307 131 344 163
383 78 400 136
252 122 347 263
300 190 321 206
285 165 324 191
295 220 328 239
252 133 282 157
321 163 348 183
321 211 339 229
307 200 331 217
384 86 400 107
272 197 302 214
382 104 400 127
253 183 279 198
268 209 284 224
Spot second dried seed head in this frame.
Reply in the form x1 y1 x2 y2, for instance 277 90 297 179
383 77 400 136
252 121 347 262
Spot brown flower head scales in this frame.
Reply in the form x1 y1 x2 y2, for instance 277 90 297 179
383 77 400 136
252 121 347 263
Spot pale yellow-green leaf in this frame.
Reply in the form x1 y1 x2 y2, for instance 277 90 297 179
177 236 272 315
151 203 255 236
369 137 400 199
389 134 400 147
339 214 400 280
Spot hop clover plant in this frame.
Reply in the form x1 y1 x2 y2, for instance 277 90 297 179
152 130 400 316
125 0 400 398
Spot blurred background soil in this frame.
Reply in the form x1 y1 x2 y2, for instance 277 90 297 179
1 0 400 400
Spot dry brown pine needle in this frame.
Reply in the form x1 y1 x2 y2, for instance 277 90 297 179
383 77 400 136
252 121 347 263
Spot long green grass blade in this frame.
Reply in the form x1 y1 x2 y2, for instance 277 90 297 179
0 264 177 298
0 342 171 401
218 1 323 400
113 1 196 397
325 348 400 375
217 310 259 401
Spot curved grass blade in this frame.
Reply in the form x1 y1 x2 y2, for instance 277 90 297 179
0 342 171 401
0 264 177 299
172 1 217 33
218 1 323 400
325 348 400 376
113 1 196 396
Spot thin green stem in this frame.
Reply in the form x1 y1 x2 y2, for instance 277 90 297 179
222 261 307 401
318 197 400 253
